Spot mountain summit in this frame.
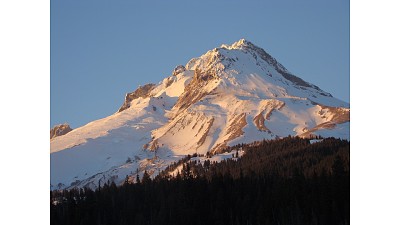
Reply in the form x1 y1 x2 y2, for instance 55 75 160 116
51 39 349 190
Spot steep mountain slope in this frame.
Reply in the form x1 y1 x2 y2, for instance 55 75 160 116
50 39 349 190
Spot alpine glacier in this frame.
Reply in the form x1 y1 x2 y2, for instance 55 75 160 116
50 39 349 190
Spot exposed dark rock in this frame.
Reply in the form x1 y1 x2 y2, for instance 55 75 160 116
211 113 247 154
164 77 175 88
50 123 73 139
118 83 156 112
173 68 218 113
172 65 186 76
299 105 350 138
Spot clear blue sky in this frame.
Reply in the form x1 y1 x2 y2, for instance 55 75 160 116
51 0 349 128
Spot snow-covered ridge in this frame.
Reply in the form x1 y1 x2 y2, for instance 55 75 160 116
51 39 349 190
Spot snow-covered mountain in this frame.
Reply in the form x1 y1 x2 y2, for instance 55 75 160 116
50 39 349 190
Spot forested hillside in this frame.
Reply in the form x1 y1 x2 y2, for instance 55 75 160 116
51 137 349 225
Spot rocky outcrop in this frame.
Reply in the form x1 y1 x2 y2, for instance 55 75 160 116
50 124 72 139
320 106 350 124
211 113 247 154
118 83 156 112
172 65 186 76
299 105 350 138
253 112 268 132
173 68 219 113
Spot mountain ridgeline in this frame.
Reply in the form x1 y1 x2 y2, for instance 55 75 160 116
50 39 350 190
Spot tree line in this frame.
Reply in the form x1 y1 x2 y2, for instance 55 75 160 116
51 137 349 225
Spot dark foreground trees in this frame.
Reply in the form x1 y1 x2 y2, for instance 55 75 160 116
51 137 349 225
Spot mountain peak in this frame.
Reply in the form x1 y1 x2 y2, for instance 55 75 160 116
186 39 327 94
221 38 254 50
186 39 259 73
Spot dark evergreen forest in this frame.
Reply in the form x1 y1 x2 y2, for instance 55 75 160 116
50 137 350 225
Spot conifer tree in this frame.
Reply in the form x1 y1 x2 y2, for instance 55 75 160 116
136 168 140 184
142 170 151 184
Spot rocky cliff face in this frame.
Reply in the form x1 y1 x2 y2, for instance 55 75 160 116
118 83 156 112
50 124 72 139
